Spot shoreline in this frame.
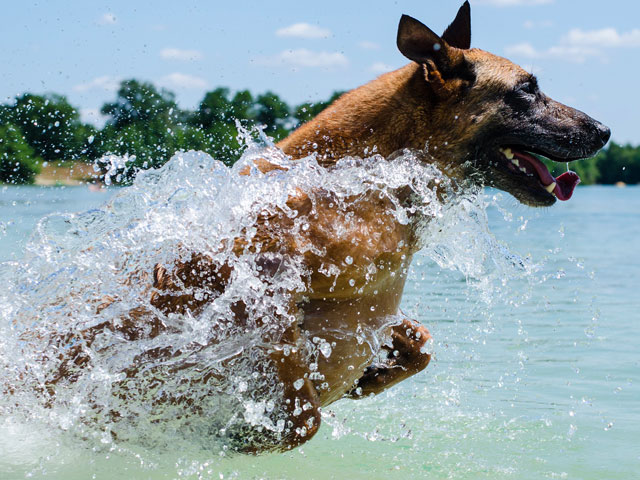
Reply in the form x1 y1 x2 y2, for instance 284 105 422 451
33 162 98 186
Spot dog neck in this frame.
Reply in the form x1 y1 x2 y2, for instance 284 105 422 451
275 62 469 235
277 63 437 164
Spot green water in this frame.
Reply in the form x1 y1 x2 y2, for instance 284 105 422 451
1 185 638 479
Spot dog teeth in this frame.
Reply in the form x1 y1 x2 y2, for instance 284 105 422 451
500 148 515 160
545 182 557 193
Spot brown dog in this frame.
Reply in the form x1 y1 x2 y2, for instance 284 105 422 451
50 2 610 453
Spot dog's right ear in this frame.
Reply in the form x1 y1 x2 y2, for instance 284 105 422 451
397 15 464 87
397 15 448 65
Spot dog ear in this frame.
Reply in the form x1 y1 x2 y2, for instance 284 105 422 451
442 1 471 50
397 15 449 65
397 14 464 84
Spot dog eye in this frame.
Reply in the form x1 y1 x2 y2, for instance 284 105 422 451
516 81 536 96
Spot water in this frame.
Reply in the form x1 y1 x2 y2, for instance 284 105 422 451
0 150 638 478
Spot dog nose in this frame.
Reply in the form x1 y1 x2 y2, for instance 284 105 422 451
596 122 611 146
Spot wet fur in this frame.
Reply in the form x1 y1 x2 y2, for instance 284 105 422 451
50 2 610 453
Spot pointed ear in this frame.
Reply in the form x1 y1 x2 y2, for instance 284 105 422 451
442 1 471 50
397 15 453 66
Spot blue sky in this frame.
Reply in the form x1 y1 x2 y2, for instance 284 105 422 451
2 0 639 144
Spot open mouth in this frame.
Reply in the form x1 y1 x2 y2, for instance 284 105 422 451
498 147 581 201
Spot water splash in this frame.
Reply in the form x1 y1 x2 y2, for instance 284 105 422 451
0 131 536 458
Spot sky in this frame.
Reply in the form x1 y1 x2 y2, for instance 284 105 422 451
2 0 639 144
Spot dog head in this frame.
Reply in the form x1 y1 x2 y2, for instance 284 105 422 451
397 2 610 206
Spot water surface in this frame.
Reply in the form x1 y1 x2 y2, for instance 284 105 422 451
0 180 638 479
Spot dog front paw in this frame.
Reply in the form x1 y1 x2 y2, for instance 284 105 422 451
388 319 432 374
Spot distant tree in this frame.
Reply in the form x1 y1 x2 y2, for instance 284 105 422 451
101 79 178 129
0 123 42 184
571 156 601 186
94 122 170 175
0 105 9 124
254 92 291 141
5 93 86 161
188 88 258 164
75 123 100 160
230 90 255 123
192 88 234 129
595 142 640 184
95 80 184 179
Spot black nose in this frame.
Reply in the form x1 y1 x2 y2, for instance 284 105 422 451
596 122 611 146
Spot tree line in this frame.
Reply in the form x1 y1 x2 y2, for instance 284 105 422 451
0 79 342 184
0 79 638 186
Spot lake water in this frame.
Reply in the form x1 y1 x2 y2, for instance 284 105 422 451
0 182 638 479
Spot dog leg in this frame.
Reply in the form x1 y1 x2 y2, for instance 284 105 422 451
229 257 322 453
152 253 322 453
234 321 321 454
346 318 431 399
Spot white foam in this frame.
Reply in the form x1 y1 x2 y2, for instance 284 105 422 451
0 130 534 453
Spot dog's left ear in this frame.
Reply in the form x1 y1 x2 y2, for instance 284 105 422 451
442 1 471 50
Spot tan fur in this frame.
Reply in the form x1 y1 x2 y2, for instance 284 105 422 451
46 4 610 454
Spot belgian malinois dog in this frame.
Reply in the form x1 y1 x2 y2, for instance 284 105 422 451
51 2 610 453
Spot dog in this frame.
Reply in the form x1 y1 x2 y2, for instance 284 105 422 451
49 2 610 453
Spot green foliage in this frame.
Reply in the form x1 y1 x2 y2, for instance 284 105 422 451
594 142 640 184
94 80 194 181
0 80 347 184
229 90 255 123
192 88 236 129
0 123 42 184
254 91 291 141
4 93 86 161
187 88 254 165
101 79 178 129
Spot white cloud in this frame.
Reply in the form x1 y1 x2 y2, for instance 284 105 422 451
73 76 121 93
99 13 117 25
506 27 640 63
523 20 553 29
505 42 599 63
160 48 204 61
256 49 348 69
369 62 396 74
158 73 208 89
505 43 540 58
276 23 331 39
474 0 553 5
563 28 640 48
546 45 602 62
358 41 380 50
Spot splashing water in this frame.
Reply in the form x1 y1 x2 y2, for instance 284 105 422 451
0 131 538 460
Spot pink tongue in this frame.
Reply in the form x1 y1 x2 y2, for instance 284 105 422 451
512 151 581 201
555 171 581 201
